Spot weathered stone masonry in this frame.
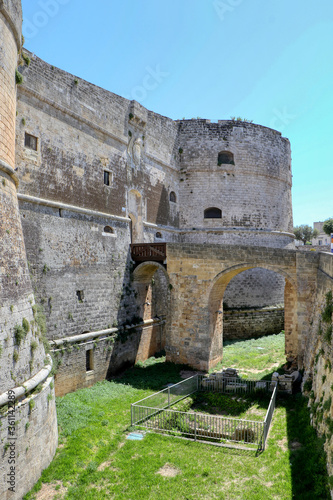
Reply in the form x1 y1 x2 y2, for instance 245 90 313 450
0 3 57 500
1 1 333 496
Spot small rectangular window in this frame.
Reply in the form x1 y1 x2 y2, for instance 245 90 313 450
86 349 93 371
25 133 38 151
104 170 110 186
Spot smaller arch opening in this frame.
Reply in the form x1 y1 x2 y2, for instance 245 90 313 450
103 226 114 234
218 151 234 166
204 207 222 219
169 191 177 203
155 232 162 239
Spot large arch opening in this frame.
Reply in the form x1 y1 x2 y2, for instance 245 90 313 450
208 264 298 370
131 261 170 360
223 267 285 340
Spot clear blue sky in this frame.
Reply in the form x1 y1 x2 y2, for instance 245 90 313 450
21 0 333 227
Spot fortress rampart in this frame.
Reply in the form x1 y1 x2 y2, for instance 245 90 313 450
1 2 332 495
0 3 57 499
14 52 294 356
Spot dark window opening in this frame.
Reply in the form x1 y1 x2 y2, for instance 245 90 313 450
86 350 93 371
218 151 234 166
104 170 110 186
103 226 114 234
170 191 177 203
76 290 84 302
204 207 222 219
25 133 38 151
155 232 162 239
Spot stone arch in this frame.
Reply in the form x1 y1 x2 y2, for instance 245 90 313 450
132 261 170 357
207 263 297 369
218 151 234 166
132 261 170 321
204 207 222 219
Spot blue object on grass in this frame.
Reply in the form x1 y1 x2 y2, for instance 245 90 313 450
127 432 145 440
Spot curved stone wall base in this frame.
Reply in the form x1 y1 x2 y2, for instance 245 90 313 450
0 377 58 500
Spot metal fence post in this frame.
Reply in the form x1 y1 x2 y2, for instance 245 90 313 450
195 413 197 441
168 386 170 407
131 404 133 426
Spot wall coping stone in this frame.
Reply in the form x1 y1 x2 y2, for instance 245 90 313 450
50 318 165 347
0 354 52 407
0 159 19 187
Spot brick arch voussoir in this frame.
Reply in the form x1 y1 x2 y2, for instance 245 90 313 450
132 261 169 285
208 262 296 305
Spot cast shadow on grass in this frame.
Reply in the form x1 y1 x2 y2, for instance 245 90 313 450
115 357 195 391
281 393 331 500
258 370 330 497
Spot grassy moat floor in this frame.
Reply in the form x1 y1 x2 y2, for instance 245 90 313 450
25 333 331 499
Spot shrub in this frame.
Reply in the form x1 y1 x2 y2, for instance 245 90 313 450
30 340 38 353
14 324 26 346
22 53 30 66
22 318 30 334
15 69 23 85
303 379 312 392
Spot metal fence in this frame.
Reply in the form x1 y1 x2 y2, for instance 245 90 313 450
198 375 272 395
131 374 277 452
263 383 277 447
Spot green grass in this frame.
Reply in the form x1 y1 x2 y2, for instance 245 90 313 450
212 332 286 379
24 334 331 500
186 391 270 421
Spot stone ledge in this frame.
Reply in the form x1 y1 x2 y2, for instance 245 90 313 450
0 354 52 407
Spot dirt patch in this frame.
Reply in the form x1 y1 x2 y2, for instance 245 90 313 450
241 364 279 374
157 463 181 477
247 407 266 417
290 440 302 450
36 481 67 500
277 438 288 452
98 461 112 471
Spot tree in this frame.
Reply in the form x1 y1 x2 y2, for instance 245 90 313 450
323 218 333 236
293 225 319 245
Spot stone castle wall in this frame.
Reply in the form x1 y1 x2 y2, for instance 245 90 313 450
12 51 294 368
0 3 58 499
223 267 285 308
16 53 180 229
223 307 284 340
301 252 333 489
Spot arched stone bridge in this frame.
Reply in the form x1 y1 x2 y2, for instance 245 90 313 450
132 243 320 371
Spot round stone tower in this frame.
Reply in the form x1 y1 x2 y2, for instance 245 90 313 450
0 2 57 498
177 119 293 247
177 119 294 339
